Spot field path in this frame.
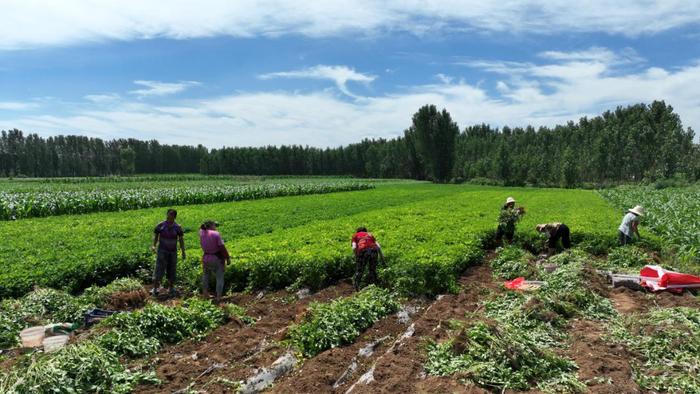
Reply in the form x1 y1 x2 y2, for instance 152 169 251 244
136 282 354 393
347 263 499 394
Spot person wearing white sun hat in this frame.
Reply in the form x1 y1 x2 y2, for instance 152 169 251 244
618 205 645 246
496 197 525 244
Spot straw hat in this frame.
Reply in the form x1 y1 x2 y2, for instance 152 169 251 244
505 197 516 204
535 224 545 232
628 205 645 217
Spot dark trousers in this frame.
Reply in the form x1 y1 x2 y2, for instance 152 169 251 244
619 231 632 246
548 224 571 249
354 248 378 291
495 225 515 243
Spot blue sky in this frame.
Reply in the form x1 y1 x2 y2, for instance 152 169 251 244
1 1 700 147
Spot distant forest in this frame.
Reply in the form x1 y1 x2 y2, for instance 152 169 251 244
2 100 698 186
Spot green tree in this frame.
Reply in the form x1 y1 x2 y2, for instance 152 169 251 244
410 105 459 182
119 147 136 175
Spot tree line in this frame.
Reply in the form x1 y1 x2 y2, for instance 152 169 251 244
2 100 698 185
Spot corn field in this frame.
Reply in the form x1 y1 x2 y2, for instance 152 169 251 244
0 182 373 220
599 185 700 262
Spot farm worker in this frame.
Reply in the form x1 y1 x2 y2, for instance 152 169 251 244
351 226 385 291
535 223 571 255
618 205 644 246
496 197 525 244
199 220 230 301
151 209 185 297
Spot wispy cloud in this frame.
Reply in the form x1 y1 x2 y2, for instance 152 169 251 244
84 94 121 103
129 80 200 98
259 65 375 98
5 51 700 147
2 1 700 50
0 101 38 110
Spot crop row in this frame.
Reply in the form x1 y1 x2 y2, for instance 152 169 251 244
0 278 143 348
215 187 619 297
0 184 453 298
0 297 231 393
0 184 620 299
599 185 700 262
0 181 374 220
288 285 399 357
427 249 616 392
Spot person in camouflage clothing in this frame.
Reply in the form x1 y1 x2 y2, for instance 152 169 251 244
496 197 525 244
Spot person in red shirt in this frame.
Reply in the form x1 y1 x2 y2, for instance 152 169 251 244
351 226 385 291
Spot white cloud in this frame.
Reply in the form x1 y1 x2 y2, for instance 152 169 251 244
2 1 700 50
259 65 375 98
435 73 453 84
129 80 200 98
0 102 38 110
4 48 700 146
84 94 121 103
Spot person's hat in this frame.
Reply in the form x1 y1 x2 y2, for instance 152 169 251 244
506 197 516 204
628 205 645 217
203 219 220 228
535 224 545 232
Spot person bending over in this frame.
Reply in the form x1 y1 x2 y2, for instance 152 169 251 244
351 226 385 291
536 222 571 256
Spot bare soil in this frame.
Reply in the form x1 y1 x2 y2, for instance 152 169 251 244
125 251 698 393
135 281 354 393
348 264 499 394
562 319 639 394
610 286 700 315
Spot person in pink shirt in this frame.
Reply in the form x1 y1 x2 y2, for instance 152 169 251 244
199 220 230 301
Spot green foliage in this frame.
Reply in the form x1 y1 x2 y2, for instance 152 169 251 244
600 185 700 262
425 320 585 393
222 303 256 325
0 183 622 299
0 181 373 220
595 246 653 273
0 341 158 393
426 249 617 392
80 277 144 306
490 246 537 280
288 286 399 357
409 105 459 182
98 297 225 358
0 183 446 298
539 251 616 320
607 307 700 393
0 279 146 349
454 101 696 187
0 288 93 348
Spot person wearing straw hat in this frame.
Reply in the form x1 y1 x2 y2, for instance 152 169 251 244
618 205 644 246
496 197 525 244
536 222 571 256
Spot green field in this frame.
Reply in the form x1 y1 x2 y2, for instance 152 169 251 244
0 182 623 298
0 176 374 220
2 179 699 393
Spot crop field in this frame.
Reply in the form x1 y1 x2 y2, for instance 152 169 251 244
0 176 373 219
1 180 698 393
600 185 700 263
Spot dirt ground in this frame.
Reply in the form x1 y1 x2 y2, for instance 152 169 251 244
117 252 700 393
609 286 699 314
562 319 639 394
136 282 354 393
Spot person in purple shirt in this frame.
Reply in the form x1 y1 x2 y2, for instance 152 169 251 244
151 209 186 297
199 220 230 301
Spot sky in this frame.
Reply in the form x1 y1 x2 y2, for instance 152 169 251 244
1 1 700 148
